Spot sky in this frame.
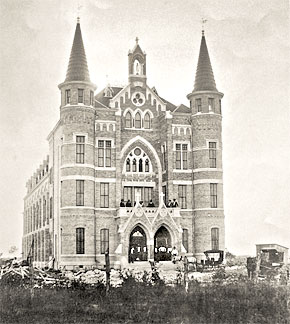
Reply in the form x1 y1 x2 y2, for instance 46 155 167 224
0 0 289 257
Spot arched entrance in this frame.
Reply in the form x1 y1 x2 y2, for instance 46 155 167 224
154 226 172 261
128 226 148 262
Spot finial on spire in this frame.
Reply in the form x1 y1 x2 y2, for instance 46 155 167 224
77 3 82 24
135 37 139 44
201 18 207 36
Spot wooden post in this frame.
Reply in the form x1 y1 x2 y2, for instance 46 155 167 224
105 249 110 294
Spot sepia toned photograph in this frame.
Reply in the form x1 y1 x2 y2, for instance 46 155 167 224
0 0 289 323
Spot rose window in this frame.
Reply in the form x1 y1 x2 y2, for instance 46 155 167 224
131 92 145 106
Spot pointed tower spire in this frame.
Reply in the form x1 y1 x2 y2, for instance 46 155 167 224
65 19 91 82
193 32 217 92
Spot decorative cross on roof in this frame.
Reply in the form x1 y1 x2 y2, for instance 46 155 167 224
135 37 139 44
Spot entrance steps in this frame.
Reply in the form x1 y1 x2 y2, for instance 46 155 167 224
126 261 179 272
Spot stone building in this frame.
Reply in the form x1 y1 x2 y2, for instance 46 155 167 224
22 19 225 269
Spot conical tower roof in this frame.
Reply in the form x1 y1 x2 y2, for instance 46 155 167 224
65 20 91 82
193 32 217 92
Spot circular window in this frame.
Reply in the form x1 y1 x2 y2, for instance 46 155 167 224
131 92 145 106
134 148 141 156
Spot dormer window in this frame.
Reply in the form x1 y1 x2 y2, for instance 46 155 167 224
65 89 71 104
78 89 84 103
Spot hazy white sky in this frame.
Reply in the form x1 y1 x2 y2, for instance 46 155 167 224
0 0 289 256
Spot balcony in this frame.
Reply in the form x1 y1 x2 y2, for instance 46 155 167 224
117 206 181 218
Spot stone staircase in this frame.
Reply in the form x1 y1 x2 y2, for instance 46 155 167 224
127 261 179 272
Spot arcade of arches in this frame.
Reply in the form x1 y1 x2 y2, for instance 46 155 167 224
129 225 173 262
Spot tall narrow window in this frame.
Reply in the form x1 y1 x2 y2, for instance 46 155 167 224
144 187 153 206
210 183 217 208
49 197 53 219
132 159 137 172
182 229 188 252
65 89 71 104
162 185 167 204
209 142 217 168
76 180 84 206
145 159 149 172
196 98 202 112
90 90 94 106
135 112 141 129
211 227 219 250
138 159 143 172
176 144 181 169
78 89 84 103
218 99 222 114
43 198 46 226
76 228 85 254
105 141 111 167
208 98 215 112
125 111 132 128
98 140 104 167
144 113 151 129
100 229 109 254
182 144 188 169
76 136 85 163
162 145 166 170
126 158 131 172
176 144 187 169
178 185 187 209
100 183 109 208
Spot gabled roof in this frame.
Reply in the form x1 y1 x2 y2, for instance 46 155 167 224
173 104 191 114
95 87 123 107
193 33 217 92
65 21 91 82
158 96 176 112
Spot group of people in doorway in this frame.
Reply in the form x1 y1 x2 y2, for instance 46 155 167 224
120 198 179 208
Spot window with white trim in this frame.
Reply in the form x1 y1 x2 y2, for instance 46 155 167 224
98 140 112 167
76 136 85 164
76 228 85 254
210 183 217 208
124 147 152 173
76 180 84 206
209 142 216 168
175 144 188 170
100 183 109 208
178 185 187 209
100 229 109 254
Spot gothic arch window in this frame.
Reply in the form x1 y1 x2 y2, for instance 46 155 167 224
126 158 131 172
144 113 151 129
123 147 152 174
139 159 143 172
145 159 149 172
135 112 141 129
132 159 137 172
125 111 132 128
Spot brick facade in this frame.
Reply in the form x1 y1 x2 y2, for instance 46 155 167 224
22 23 225 269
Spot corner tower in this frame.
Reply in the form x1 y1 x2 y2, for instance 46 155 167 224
187 30 225 262
54 19 97 268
